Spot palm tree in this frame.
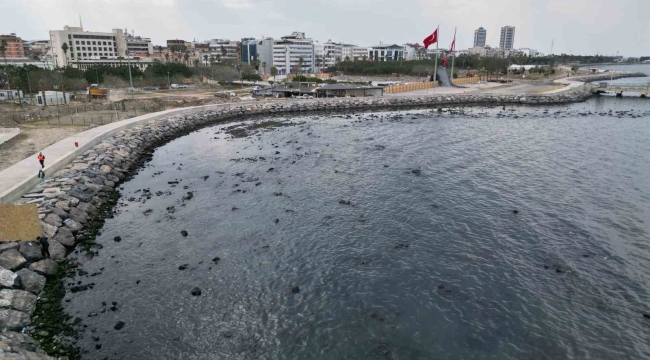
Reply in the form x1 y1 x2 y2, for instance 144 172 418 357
215 54 221 64
220 45 227 60
297 56 304 75
164 52 170 63
262 61 267 75
270 66 278 84
183 52 189 65
61 42 69 67
203 54 208 66
209 54 215 66
1 39 8 67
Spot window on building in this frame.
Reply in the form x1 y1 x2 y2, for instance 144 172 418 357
103 42 107 45
68 34 71 39
83 53 87 57
76 41 79 45
93 47 96 51
92 41 96 45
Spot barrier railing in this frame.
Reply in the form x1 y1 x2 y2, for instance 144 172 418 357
452 77 480 85
0 128 20 145
384 82 435 94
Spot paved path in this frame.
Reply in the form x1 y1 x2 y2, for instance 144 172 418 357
0 100 264 203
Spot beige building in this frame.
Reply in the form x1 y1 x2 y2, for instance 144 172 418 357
49 25 127 67
0 33 25 58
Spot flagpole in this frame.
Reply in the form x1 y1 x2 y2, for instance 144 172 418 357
433 25 439 89
451 27 456 85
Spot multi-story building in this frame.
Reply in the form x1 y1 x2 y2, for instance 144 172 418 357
207 39 240 61
341 44 354 61
166 39 188 52
49 25 127 67
404 43 427 61
0 33 25 58
499 26 515 49
240 38 274 73
352 46 368 60
314 40 342 68
474 27 487 47
368 44 405 61
23 40 50 57
273 32 314 75
124 32 154 56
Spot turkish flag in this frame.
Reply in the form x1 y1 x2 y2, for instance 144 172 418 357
450 39 455 53
423 29 438 49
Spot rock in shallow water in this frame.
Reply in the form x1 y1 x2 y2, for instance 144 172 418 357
114 321 126 330
191 287 202 296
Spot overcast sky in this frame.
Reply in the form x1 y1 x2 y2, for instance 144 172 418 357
2 0 648 56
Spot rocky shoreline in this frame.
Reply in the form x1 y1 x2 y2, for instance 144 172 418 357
571 72 648 83
0 85 623 358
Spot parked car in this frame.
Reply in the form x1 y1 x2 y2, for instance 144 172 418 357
214 91 237 98
143 86 158 91
301 94 314 99
179 84 188 89
171 84 180 89
159 85 169 90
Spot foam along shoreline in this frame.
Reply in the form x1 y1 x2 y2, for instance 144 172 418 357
0 72 644 357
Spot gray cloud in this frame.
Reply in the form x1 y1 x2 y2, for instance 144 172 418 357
2 0 647 56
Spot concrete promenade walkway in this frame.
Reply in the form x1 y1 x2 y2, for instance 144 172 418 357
0 101 262 204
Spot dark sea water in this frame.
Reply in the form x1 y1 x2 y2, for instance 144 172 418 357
64 97 650 360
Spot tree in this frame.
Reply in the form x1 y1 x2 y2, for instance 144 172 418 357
270 66 278 84
571 64 579 74
203 54 208 65
164 53 170 63
220 45 227 59
61 43 69 67
297 56 304 75
262 61 267 75
183 52 190 65
193 59 199 67
0 39 7 67
215 54 221 64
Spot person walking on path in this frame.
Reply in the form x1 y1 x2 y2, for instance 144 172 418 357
38 152 45 168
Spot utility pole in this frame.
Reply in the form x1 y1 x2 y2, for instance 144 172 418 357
433 25 439 88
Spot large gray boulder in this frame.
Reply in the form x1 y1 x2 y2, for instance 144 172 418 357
41 213 62 228
40 222 58 238
0 266 18 288
69 184 95 202
49 207 69 220
18 242 43 263
76 202 97 214
63 218 83 232
29 259 58 277
16 269 46 295
0 289 37 314
52 227 75 247
46 240 66 261
68 207 88 224
0 309 31 331
0 250 27 271
0 242 20 254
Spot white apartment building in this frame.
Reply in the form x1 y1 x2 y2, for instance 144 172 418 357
500 26 516 49
404 43 427 61
207 39 240 61
124 32 154 55
314 40 342 68
273 32 314 75
49 25 127 67
352 46 368 60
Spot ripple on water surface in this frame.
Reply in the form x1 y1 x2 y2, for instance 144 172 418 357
64 98 650 360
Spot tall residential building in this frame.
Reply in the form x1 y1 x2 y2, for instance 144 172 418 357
124 32 154 56
273 32 314 75
499 26 515 49
241 38 274 73
314 40 342 68
49 25 127 67
207 39 240 61
368 44 405 61
0 33 25 58
474 27 487 47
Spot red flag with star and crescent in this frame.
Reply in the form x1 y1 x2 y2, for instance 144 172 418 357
423 29 438 49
